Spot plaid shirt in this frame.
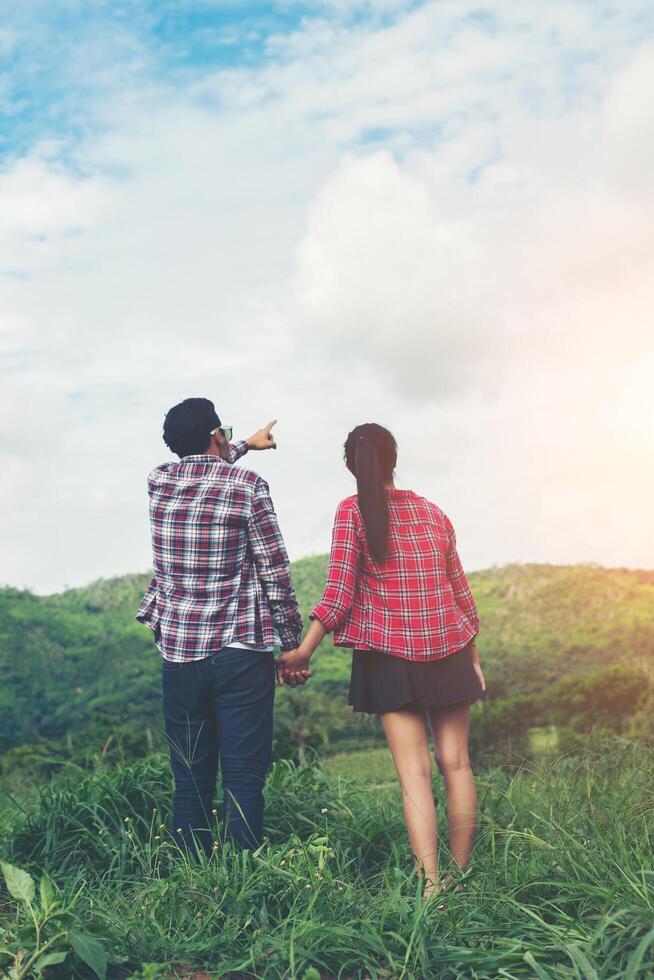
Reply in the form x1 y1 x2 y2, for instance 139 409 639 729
136 441 302 662
311 489 479 661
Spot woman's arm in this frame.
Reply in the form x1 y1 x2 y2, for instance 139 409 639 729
275 500 360 686
469 639 486 691
444 514 480 633
309 500 361 632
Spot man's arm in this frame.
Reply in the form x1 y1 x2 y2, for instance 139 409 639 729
225 440 249 464
247 478 303 651
135 575 160 640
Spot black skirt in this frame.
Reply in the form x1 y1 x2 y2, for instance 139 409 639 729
348 642 484 714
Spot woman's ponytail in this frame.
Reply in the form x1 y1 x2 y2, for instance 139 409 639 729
344 423 397 563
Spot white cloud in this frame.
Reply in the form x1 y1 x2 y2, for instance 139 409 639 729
0 154 110 273
1 2 653 591
291 150 495 398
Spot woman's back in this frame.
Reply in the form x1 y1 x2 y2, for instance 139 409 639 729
311 487 479 660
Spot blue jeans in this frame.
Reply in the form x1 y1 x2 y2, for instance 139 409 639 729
161 647 275 855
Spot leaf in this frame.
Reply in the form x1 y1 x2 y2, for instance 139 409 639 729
50 910 76 928
137 966 170 980
1 861 35 904
69 931 108 980
623 926 654 980
18 922 38 943
565 945 599 980
259 900 269 929
523 951 555 979
33 951 68 974
39 874 56 912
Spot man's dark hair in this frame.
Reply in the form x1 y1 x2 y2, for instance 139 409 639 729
163 397 221 458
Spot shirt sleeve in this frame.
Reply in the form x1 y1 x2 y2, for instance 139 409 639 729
444 515 479 634
311 501 361 632
225 440 249 464
247 478 303 651
135 574 161 639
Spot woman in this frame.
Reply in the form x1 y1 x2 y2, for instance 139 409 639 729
277 423 485 896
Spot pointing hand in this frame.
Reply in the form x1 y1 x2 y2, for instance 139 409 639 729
246 420 278 451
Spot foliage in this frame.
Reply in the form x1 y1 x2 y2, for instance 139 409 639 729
0 860 106 979
2 561 654 771
2 553 654 975
0 741 653 977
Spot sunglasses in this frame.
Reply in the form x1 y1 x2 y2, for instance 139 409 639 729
211 425 233 442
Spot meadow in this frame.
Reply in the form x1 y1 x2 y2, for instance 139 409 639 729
2 740 654 978
1 560 654 977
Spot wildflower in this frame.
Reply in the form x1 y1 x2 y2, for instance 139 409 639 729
212 808 218 815
321 807 328 814
160 824 165 829
280 859 286 866
176 828 183 834
154 835 160 841
124 816 130 823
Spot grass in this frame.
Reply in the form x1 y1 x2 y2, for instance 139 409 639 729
2 738 654 978
3 558 654 975
323 747 396 784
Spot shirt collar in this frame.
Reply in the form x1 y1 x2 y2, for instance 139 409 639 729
176 454 228 474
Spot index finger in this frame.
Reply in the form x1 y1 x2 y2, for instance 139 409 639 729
265 419 278 434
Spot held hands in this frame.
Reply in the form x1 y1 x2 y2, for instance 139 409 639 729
246 420 278 451
275 647 312 688
276 621 325 688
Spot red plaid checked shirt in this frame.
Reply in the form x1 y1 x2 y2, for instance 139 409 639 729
311 489 479 661
136 442 302 662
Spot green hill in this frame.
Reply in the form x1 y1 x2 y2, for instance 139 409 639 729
1 561 653 763
2 563 654 976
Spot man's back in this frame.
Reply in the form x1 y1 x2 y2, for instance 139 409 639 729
137 443 302 662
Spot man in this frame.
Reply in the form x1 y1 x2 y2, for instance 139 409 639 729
136 397 305 855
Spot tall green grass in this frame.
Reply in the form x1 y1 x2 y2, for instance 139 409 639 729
2 738 653 977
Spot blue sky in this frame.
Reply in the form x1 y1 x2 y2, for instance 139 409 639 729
1 1 417 158
1 0 654 591
4 1 652 162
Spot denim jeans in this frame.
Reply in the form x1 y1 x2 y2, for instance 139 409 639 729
161 647 275 855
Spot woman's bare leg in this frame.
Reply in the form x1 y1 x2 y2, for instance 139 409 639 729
380 708 439 888
427 702 477 869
